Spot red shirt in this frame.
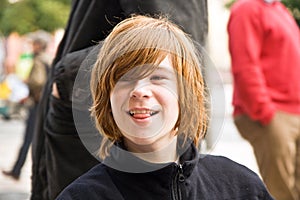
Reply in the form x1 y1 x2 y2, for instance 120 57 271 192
228 0 300 125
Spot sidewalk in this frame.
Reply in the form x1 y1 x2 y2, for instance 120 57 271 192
210 117 259 175
209 83 259 175
0 119 31 200
0 83 259 199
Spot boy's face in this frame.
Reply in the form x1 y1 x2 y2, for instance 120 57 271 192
110 56 179 152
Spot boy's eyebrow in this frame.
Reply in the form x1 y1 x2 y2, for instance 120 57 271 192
155 66 175 73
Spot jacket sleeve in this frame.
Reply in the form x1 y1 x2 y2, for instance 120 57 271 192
228 4 275 125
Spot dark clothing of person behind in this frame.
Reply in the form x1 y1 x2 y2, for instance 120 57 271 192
31 0 208 199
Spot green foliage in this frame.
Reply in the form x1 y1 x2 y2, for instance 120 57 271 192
0 0 9 21
0 1 35 35
225 0 300 26
0 0 71 36
33 0 71 32
225 0 236 8
282 0 300 26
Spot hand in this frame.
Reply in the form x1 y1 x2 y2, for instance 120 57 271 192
52 82 60 99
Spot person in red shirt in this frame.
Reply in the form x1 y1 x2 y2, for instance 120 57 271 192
228 0 300 199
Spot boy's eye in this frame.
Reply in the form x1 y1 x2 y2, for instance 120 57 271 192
150 75 165 81
118 75 135 82
118 77 131 82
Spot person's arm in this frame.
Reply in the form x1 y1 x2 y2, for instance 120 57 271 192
228 4 275 125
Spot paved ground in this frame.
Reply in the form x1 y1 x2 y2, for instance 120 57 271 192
0 119 31 200
0 83 259 200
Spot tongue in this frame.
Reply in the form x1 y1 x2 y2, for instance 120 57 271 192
133 113 151 119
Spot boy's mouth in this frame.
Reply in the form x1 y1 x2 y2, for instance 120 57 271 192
128 109 159 118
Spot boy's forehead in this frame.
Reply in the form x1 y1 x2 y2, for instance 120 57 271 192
129 55 175 71
138 56 176 74
158 56 174 71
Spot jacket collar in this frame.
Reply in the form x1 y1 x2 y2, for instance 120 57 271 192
103 139 199 176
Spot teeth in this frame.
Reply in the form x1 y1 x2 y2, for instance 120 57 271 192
129 110 156 115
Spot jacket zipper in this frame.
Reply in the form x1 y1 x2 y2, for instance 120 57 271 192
171 164 185 200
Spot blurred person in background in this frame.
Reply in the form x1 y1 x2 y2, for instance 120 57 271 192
30 0 208 199
227 0 300 199
2 30 51 181
0 35 5 76
0 32 28 119
3 32 22 75
0 35 9 119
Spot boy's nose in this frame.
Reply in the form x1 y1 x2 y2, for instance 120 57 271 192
130 80 152 99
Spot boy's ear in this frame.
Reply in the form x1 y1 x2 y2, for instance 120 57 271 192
172 127 179 135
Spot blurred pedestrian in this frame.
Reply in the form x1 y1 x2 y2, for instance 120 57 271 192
0 35 5 76
2 31 51 180
31 1 208 199
57 15 274 200
227 0 300 199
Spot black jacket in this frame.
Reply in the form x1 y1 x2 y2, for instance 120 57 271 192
31 1 208 199
56 144 274 200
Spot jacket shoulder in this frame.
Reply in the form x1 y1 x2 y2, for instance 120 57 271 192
56 164 123 200
199 155 259 180
197 155 274 199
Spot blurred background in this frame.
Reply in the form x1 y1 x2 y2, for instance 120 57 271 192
0 0 299 199
0 1 70 199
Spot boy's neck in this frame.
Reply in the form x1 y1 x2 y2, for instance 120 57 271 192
129 136 179 164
